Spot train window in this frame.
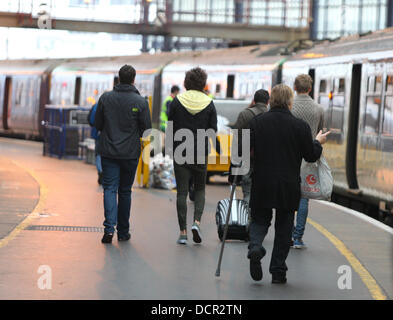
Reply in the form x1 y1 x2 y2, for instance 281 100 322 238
383 96 393 135
367 77 373 93
319 80 327 93
15 81 24 106
338 79 345 93
386 75 393 93
364 96 381 134
375 76 383 92
331 95 345 132
215 84 221 94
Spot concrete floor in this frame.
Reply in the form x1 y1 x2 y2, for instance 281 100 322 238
0 138 391 300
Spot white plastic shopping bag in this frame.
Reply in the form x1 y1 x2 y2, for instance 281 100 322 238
300 155 333 200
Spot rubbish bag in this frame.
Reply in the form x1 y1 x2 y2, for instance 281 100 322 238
300 155 333 201
149 153 176 190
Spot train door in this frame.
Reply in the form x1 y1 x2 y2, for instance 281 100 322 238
0 76 4 129
308 69 315 99
346 64 362 190
74 76 81 105
3 77 12 130
226 75 235 98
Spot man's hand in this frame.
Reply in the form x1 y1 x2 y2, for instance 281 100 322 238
316 130 330 145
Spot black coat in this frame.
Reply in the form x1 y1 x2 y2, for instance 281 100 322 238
249 108 322 211
94 84 152 160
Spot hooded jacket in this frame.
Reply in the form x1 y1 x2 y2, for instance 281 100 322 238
94 83 152 160
168 90 217 165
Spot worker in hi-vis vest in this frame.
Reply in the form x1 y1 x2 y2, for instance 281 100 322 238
160 85 180 132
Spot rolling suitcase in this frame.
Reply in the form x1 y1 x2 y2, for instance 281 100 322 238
215 186 249 242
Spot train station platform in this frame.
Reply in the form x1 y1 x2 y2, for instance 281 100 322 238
0 137 392 300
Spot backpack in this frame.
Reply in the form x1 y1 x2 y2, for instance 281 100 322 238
88 104 99 140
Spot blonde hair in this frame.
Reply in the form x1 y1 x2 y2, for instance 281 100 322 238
270 84 294 109
294 74 313 93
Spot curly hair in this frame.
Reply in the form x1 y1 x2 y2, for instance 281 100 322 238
184 67 207 91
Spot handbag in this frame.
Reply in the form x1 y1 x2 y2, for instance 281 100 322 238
300 155 333 200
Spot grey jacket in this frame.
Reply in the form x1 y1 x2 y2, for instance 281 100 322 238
95 84 152 160
291 94 324 139
234 102 268 130
234 102 268 157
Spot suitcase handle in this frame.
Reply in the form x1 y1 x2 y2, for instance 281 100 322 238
231 185 237 200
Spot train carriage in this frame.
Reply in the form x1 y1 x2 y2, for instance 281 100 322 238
282 29 393 220
0 59 61 137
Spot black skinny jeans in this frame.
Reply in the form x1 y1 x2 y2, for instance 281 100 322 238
173 163 207 231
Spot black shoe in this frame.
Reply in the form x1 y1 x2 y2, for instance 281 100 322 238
101 233 113 244
118 233 131 242
247 247 266 281
272 273 287 284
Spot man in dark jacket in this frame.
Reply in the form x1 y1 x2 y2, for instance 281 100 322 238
95 65 152 244
233 89 269 206
247 84 329 284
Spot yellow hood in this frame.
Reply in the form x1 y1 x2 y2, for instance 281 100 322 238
177 90 212 115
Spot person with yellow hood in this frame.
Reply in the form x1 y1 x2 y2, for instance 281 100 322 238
168 67 217 245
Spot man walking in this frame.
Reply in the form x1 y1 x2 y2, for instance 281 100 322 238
246 84 329 283
291 74 324 249
233 89 269 206
160 85 180 132
95 65 152 244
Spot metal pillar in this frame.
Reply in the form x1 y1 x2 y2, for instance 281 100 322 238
388 0 393 27
309 0 319 40
358 0 363 34
234 0 243 23
141 0 150 52
162 0 173 52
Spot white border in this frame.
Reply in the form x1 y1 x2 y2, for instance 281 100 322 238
316 200 393 235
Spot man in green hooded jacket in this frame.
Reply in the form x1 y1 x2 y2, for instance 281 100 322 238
160 85 180 132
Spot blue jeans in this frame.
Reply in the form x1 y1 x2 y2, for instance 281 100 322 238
293 198 309 240
101 157 138 235
96 154 102 174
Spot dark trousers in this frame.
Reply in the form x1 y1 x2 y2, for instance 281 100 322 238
173 163 207 231
101 157 138 235
249 208 295 275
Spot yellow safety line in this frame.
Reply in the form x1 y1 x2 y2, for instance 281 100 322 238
307 217 387 300
0 160 48 249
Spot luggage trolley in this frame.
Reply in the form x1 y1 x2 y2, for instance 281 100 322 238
42 105 91 159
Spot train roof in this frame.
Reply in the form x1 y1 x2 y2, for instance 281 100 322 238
0 59 62 75
51 51 187 75
164 43 288 72
286 27 393 66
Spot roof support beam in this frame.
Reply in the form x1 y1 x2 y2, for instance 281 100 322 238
0 12 309 43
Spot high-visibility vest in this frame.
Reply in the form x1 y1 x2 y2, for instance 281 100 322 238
160 95 174 132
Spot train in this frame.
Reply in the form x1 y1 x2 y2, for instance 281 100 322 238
0 28 392 225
